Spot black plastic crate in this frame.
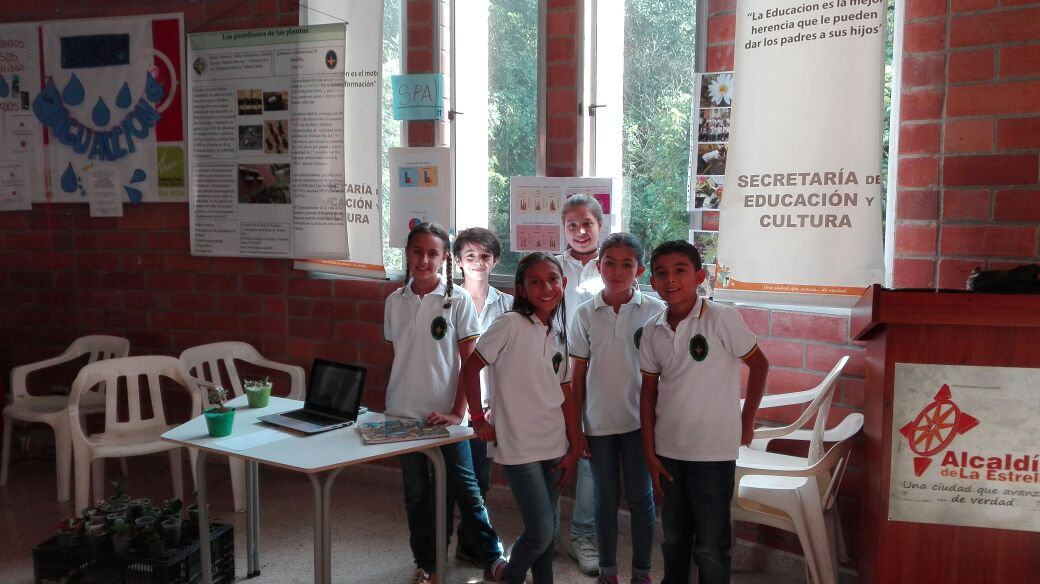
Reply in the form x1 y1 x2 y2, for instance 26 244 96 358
34 523 234 584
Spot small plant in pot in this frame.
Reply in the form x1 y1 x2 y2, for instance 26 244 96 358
110 519 134 555
142 527 166 558
161 497 184 546
162 497 183 519
129 497 151 519
186 490 207 534
85 520 107 553
108 480 131 505
203 386 235 437
56 518 83 547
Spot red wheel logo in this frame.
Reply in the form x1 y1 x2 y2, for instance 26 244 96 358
899 384 978 476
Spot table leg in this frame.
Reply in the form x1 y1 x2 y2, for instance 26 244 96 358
196 451 212 584
246 459 260 578
421 446 447 580
308 468 343 584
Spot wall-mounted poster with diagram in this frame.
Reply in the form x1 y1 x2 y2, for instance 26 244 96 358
509 177 614 253
388 146 451 248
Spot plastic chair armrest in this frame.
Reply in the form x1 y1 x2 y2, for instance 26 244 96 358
10 348 82 400
245 358 305 400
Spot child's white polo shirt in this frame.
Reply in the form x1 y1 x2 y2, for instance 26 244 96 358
569 290 665 436
638 297 758 461
475 312 570 466
383 277 481 420
558 250 604 324
475 286 514 409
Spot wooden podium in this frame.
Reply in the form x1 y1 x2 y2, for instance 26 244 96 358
852 285 1040 583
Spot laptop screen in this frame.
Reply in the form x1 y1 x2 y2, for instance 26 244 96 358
304 359 366 419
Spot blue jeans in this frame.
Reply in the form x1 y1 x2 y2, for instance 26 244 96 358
658 458 735 584
399 442 502 573
571 458 595 538
587 430 655 578
454 431 491 554
503 458 563 584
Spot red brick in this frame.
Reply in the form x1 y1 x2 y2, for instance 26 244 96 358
546 10 576 36
547 38 575 62
734 307 769 337
771 313 848 345
895 223 939 254
287 278 332 297
709 0 736 14
359 301 385 323
81 290 126 310
194 273 238 293
940 225 1038 256
288 318 333 340
33 252 75 271
150 311 195 331
547 140 576 166
943 118 993 152
547 113 577 140
706 45 734 72
204 313 241 334
943 154 1039 186
4 232 54 251
938 259 981 289
147 272 193 291
122 252 166 271
334 322 383 343
839 378 866 407
547 89 577 115
897 157 939 188
994 190 1040 221
903 19 946 53
948 49 995 83
145 232 189 251
707 14 735 44
547 63 575 87
946 81 1040 116
312 299 358 320
123 290 161 311
806 345 866 378
950 8 1040 47
360 342 394 365
766 369 826 396
96 232 143 250
942 189 991 220
167 254 213 272
902 54 945 87
952 0 997 11
105 310 149 329
169 292 215 312
219 294 263 314
77 252 121 270
406 0 433 23
101 272 147 290
313 341 360 364
406 23 432 48
900 123 941 154
896 190 939 220
264 296 286 314
906 0 947 19
1000 45 1040 78
211 257 263 274
757 339 804 369
0 213 29 229
996 117 1040 149
893 258 936 288
241 275 285 295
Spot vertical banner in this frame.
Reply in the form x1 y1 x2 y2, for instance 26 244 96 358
187 24 348 259
388 147 451 248
717 0 885 305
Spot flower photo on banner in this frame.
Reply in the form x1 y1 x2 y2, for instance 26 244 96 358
700 72 733 108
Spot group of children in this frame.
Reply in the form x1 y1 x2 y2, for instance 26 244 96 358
381 194 769 584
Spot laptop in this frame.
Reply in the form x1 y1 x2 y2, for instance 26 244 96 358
258 359 366 434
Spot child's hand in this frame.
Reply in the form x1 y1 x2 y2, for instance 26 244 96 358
645 453 673 495
426 411 462 426
553 447 582 489
741 424 757 446
579 433 591 459
473 418 497 444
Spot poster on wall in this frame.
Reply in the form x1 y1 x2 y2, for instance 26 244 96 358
509 177 613 253
388 147 451 248
890 363 1040 533
0 14 185 210
716 0 885 306
187 23 348 259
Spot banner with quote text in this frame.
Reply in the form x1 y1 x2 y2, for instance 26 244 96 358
716 0 885 306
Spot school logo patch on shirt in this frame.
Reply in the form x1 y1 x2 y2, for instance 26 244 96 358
689 334 709 362
634 328 643 349
552 351 563 373
430 316 448 340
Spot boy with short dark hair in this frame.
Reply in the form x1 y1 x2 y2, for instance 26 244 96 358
638 240 769 584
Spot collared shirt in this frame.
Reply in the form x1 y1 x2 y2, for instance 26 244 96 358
638 297 758 461
569 289 665 436
383 276 480 420
475 286 514 408
475 312 570 465
557 250 605 325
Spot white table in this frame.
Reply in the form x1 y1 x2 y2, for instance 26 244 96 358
161 395 473 584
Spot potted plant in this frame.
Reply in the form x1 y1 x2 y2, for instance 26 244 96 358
161 514 183 547
142 527 166 558
56 517 83 547
108 481 131 505
204 386 235 437
129 497 151 518
85 520 107 553
110 518 134 555
162 497 182 519
186 491 207 533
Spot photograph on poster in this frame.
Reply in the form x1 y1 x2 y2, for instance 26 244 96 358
692 230 719 266
237 89 262 115
694 175 723 210
699 72 733 108
696 144 727 175
238 163 290 204
262 90 288 111
263 120 289 154
238 125 262 150
591 192 610 214
700 211 720 231
698 108 730 142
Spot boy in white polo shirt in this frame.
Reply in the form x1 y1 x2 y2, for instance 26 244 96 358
638 240 768 584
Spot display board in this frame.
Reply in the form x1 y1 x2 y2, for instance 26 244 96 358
890 363 1040 533
509 176 613 253
717 0 885 306
0 14 186 212
387 147 451 248
187 23 348 259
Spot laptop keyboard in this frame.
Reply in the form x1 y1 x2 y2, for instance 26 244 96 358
282 410 343 425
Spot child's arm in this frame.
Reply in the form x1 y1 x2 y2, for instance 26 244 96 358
640 372 673 494
569 357 591 455
459 351 496 443
427 338 476 426
739 347 769 445
552 381 585 488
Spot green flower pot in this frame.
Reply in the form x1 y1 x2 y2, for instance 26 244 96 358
245 383 272 408
204 408 235 437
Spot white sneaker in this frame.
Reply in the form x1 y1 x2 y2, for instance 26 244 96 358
568 535 599 575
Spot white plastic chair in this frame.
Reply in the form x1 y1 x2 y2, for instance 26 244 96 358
178 341 304 512
68 355 200 516
1 335 130 502
732 413 863 584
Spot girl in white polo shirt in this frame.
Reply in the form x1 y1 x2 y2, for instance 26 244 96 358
569 233 663 584
460 252 585 584
383 222 505 584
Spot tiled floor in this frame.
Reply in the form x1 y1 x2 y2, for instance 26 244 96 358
0 447 788 583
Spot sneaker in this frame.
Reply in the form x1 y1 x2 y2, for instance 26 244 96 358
597 576 618 584
483 557 508 582
568 535 599 575
411 568 436 584
630 577 653 584
455 546 481 568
